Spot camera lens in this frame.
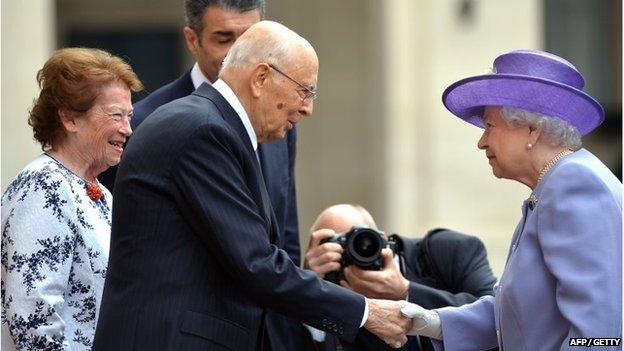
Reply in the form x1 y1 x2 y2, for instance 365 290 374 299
353 233 378 257
348 229 383 265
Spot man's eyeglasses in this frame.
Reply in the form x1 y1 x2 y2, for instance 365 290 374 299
268 63 317 102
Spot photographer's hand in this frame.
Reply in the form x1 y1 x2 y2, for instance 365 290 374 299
341 249 410 300
304 229 343 278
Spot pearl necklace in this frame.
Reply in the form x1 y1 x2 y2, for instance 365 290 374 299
537 149 573 183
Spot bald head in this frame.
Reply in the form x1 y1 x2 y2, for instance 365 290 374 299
311 204 378 233
221 20 316 73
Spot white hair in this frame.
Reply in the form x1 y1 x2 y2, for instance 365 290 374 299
500 107 582 150
220 21 313 72
221 36 294 69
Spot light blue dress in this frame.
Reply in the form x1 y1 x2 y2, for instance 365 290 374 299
1 154 112 351
432 149 622 351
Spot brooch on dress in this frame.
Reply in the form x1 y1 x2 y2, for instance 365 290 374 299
86 182 103 201
528 194 538 210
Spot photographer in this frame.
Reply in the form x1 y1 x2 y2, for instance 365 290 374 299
304 204 497 351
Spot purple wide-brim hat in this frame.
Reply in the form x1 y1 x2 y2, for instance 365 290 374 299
442 49 604 136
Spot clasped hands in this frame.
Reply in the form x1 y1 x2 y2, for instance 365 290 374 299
305 229 441 348
363 299 443 348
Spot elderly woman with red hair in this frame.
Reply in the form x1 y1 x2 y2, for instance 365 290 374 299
1 48 142 350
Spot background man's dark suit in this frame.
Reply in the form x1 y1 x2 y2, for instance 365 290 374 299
311 229 497 351
98 70 301 264
93 84 365 351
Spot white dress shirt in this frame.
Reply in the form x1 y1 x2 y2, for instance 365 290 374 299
192 63 257 152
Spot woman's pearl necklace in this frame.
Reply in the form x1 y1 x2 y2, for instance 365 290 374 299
537 149 573 183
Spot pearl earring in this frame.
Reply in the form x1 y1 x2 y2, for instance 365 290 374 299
527 143 533 150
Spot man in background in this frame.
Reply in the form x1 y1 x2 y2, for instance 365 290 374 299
304 204 497 351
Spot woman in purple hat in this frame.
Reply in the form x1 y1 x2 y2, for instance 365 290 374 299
400 50 622 350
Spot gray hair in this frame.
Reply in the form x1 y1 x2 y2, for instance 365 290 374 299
184 0 265 35
220 21 312 72
500 107 582 150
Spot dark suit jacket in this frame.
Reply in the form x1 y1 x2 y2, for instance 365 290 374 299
93 84 365 351
117 71 302 351
311 229 497 351
98 71 301 265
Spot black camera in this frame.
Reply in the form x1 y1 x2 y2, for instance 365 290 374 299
320 227 397 284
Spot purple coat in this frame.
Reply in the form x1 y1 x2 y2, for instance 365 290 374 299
433 149 622 351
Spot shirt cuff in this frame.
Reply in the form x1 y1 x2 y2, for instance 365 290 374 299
305 325 327 342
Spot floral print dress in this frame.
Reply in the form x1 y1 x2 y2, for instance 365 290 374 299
1 154 112 350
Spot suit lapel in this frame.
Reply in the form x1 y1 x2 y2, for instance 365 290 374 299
256 142 287 249
254 162 279 244
193 83 255 153
192 84 279 244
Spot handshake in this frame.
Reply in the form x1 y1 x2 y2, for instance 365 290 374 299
364 300 442 348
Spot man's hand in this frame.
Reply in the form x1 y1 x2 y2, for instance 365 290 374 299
341 249 409 300
364 298 412 348
304 229 342 278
